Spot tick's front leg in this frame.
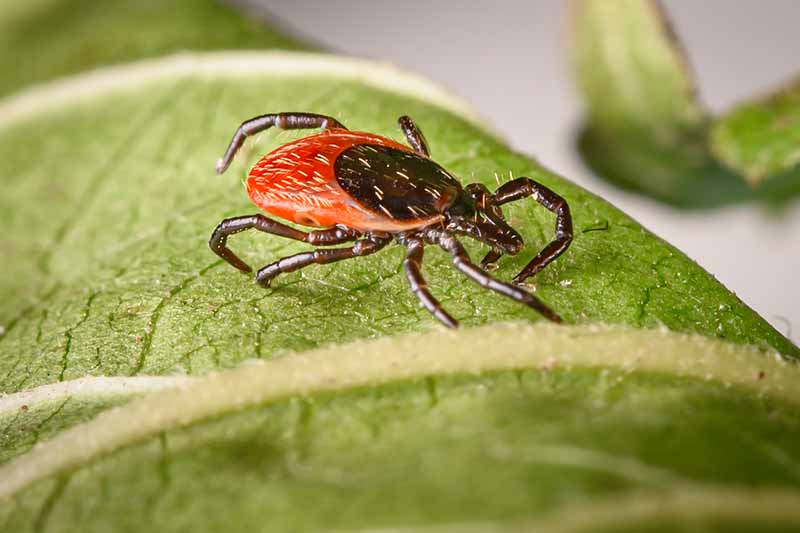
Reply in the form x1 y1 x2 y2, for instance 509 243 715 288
492 178 573 284
437 231 562 323
398 115 430 156
479 248 503 270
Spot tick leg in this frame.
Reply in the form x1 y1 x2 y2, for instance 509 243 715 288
209 215 360 273
255 236 390 288
216 112 348 173
398 115 430 156
437 233 562 323
492 178 573 284
479 248 503 270
403 240 458 328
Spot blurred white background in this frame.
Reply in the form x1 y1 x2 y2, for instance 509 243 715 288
260 0 799 343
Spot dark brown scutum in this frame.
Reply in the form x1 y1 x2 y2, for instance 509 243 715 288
334 144 460 221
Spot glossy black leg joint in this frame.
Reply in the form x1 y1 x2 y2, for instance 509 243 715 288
492 177 573 284
398 115 430 156
437 231 562 323
479 248 503 269
216 112 348 173
403 239 458 328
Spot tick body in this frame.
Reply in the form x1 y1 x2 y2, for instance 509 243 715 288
210 112 573 327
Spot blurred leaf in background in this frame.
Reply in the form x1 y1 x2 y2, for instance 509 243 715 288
0 0 307 98
572 0 800 207
711 79 800 186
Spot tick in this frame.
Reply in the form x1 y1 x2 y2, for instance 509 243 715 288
210 112 572 327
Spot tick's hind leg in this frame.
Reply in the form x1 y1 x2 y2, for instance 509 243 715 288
437 232 562 323
209 214 360 273
403 240 458 328
492 177 572 284
398 115 430 156
216 112 348 173
255 235 390 288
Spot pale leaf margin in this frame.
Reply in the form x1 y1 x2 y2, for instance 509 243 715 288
0 376 191 418
0 322 796 501
0 50 498 139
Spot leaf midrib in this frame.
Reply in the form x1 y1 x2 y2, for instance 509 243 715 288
339 487 800 532
0 321 795 501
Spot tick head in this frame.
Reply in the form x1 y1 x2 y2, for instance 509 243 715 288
444 185 524 255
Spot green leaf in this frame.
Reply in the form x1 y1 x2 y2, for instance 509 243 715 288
570 0 705 142
711 78 800 186
0 0 307 99
570 0 800 206
570 0 718 207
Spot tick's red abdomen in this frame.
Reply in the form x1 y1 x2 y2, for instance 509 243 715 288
246 130 438 231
